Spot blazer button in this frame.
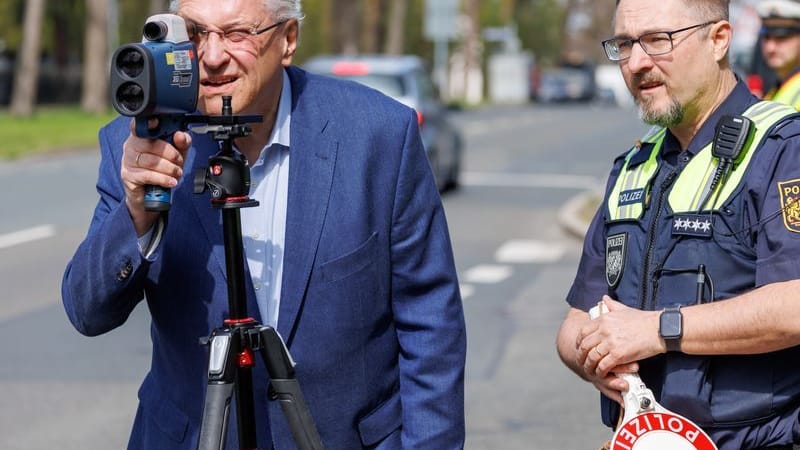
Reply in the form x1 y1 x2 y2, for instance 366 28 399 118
116 260 133 281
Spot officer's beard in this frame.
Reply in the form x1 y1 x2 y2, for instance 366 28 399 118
636 92 684 128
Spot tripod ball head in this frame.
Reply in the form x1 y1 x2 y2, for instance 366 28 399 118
194 154 254 205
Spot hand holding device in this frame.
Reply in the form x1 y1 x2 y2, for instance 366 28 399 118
110 14 199 211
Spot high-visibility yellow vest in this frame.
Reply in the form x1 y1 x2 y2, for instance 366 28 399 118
766 71 800 111
607 101 797 221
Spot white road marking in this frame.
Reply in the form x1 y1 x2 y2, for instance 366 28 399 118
460 284 475 300
495 240 566 264
0 225 56 250
461 171 600 190
462 264 513 284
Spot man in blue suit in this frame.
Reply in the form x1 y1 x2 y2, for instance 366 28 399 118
61 0 466 448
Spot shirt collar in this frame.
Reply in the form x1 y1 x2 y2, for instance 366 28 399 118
662 78 758 158
264 68 292 149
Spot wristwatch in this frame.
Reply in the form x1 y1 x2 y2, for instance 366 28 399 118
659 305 683 352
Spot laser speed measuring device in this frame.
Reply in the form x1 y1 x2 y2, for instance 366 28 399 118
109 14 199 211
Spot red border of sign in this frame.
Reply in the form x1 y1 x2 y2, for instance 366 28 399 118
611 412 716 450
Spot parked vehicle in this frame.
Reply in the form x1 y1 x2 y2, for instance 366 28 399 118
535 67 596 103
303 54 462 192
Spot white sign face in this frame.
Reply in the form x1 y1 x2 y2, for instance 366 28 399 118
424 0 460 41
611 412 717 450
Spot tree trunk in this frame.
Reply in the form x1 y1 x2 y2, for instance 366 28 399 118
560 0 579 62
501 0 515 23
149 0 167 14
10 0 47 116
383 0 407 55
360 0 381 54
332 0 360 54
81 0 109 113
462 0 483 104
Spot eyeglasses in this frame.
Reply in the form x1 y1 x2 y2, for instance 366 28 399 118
186 19 287 50
601 21 716 61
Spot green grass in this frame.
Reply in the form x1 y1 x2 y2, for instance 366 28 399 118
0 107 117 160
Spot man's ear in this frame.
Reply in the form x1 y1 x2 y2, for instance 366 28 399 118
281 19 299 66
710 20 732 63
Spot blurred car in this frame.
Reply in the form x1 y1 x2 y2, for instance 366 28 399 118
535 67 595 103
303 54 462 192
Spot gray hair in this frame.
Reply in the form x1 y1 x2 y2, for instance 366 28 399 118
615 0 729 21
169 0 303 22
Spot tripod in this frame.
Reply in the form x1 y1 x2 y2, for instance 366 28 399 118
192 96 324 450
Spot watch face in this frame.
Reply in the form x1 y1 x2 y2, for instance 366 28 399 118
660 310 683 338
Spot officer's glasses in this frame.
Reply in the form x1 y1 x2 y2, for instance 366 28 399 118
601 21 716 61
186 19 286 51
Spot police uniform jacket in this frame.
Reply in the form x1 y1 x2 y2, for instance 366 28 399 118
567 81 800 448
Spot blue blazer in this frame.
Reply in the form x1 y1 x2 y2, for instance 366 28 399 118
62 66 466 449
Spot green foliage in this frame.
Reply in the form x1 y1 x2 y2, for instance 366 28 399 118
0 0 568 68
0 107 116 159
516 0 565 67
118 0 153 45
294 0 332 64
0 0 23 53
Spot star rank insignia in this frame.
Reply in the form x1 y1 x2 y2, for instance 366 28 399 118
671 214 713 238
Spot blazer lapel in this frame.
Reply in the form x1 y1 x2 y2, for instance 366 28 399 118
278 72 338 344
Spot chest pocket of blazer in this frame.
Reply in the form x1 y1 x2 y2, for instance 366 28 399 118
319 232 378 283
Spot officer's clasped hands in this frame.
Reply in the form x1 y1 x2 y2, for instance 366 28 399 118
575 297 667 404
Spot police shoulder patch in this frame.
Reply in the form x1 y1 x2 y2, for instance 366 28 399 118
778 178 800 233
606 232 627 289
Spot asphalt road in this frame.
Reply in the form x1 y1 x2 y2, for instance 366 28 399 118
0 101 647 449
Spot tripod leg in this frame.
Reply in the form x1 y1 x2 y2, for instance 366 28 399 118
258 326 324 450
198 330 236 450
269 379 324 450
198 383 235 450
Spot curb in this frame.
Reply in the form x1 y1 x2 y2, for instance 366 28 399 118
558 190 601 240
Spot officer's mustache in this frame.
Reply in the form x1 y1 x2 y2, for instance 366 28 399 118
632 73 666 91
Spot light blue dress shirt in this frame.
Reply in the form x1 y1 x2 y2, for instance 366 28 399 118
239 69 291 328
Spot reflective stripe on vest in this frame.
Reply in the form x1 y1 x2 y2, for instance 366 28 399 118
768 71 800 111
607 127 666 221
607 101 797 221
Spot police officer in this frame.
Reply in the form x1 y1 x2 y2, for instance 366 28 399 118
760 0 800 109
556 0 800 448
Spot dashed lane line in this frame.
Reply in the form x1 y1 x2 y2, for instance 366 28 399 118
461 240 569 300
462 264 513 284
0 225 56 250
460 284 475 300
495 239 566 264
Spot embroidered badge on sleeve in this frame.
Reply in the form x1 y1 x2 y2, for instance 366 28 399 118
778 179 800 233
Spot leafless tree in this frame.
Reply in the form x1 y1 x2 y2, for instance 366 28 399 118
81 0 109 113
383 0 407 55
10 0 46 116
360 0 380 54
332 0 360 54
149 0 167 14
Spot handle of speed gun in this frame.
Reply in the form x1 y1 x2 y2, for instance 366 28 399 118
134 115 188 212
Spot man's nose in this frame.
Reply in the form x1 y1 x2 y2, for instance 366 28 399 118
626 41 655 73
201 33 229 68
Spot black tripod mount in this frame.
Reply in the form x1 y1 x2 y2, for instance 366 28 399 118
193 96 324 450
